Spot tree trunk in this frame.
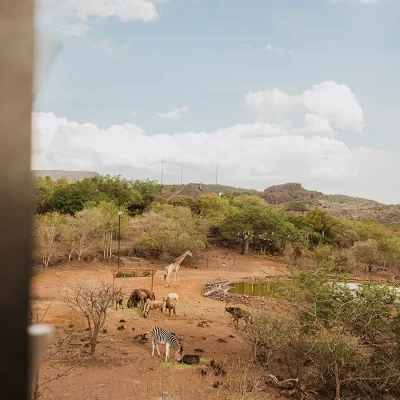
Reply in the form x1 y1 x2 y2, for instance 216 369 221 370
242 237 249 255
90 324 99 356
334 362 341 400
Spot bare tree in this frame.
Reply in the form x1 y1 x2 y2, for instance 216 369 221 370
71 208 100 261
34 213 62 267
63 281 123 356
60 215 76 262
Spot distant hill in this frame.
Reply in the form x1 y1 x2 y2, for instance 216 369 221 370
163 183 262 197
260 182 400 226
32 170 100 181
262 182 323 205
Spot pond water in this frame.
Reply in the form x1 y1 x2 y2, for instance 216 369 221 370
228 280 400 298
228 280 294 298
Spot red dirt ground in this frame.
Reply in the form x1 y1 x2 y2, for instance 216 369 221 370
31 250 390 400
31 250 291 400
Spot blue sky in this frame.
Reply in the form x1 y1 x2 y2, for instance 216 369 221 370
33 0 400 203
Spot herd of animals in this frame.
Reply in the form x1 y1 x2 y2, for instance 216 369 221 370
113 250 253 363
116 286 252 362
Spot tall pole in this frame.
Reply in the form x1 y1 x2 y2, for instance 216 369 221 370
117 212 122 269
216 145 219 185
161 158 164 185
180 155 183 185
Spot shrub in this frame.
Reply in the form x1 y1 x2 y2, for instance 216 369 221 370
135 206 207 260
242 272 400 399
332 251 354 274
351 239 380 272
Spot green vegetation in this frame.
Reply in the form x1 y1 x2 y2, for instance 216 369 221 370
33 175 162 215
32 175 400 275
115 270 138 278
134 205 207 260
242 271 400 399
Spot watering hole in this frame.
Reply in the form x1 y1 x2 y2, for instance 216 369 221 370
228 279 400 298
228 280 294 298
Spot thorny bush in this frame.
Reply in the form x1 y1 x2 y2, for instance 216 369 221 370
241 272 400 400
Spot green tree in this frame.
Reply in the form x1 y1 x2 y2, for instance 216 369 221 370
167 195 194 208
129 179 163 208
221 205 300 255
135 206 207 260
305 207 336 237
232 195 266 209
194 194 232 228
377 237 400 269
351 239 380 272
33 176 69 214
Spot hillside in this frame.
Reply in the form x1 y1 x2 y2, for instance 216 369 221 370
32 170 100 181
163 183 262 197
262 182 323 205
260 182 400 226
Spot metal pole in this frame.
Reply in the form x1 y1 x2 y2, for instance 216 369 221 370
117 212 122 269
216 146 219 185
180 155 183 185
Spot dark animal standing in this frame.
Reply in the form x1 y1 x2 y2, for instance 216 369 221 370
139 288 156 301
127 289 148 310
225 305 252 327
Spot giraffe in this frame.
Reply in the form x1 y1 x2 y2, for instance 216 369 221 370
164 250 192 288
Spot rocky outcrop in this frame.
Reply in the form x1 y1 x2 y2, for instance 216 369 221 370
262 183 323 205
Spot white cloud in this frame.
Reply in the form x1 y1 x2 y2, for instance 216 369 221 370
157 106 188 120
292 114 335 138
38 0 161 22
299 81 364 132
31 112 352 183
36 0 166 36
246 80 364 133
130 112 137 116
32 80 399 203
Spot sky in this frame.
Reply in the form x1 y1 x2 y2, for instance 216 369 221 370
32 0 400 204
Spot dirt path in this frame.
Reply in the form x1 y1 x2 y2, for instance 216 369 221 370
30 250 287 400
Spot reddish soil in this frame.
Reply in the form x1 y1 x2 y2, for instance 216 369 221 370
31 250 287 400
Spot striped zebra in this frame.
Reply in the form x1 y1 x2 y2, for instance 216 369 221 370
144 327 183 362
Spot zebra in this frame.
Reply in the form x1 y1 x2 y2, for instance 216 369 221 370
143 327 183 362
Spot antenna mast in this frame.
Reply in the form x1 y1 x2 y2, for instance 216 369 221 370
161 158 164 184
180 155 183 185
216 146 219 185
